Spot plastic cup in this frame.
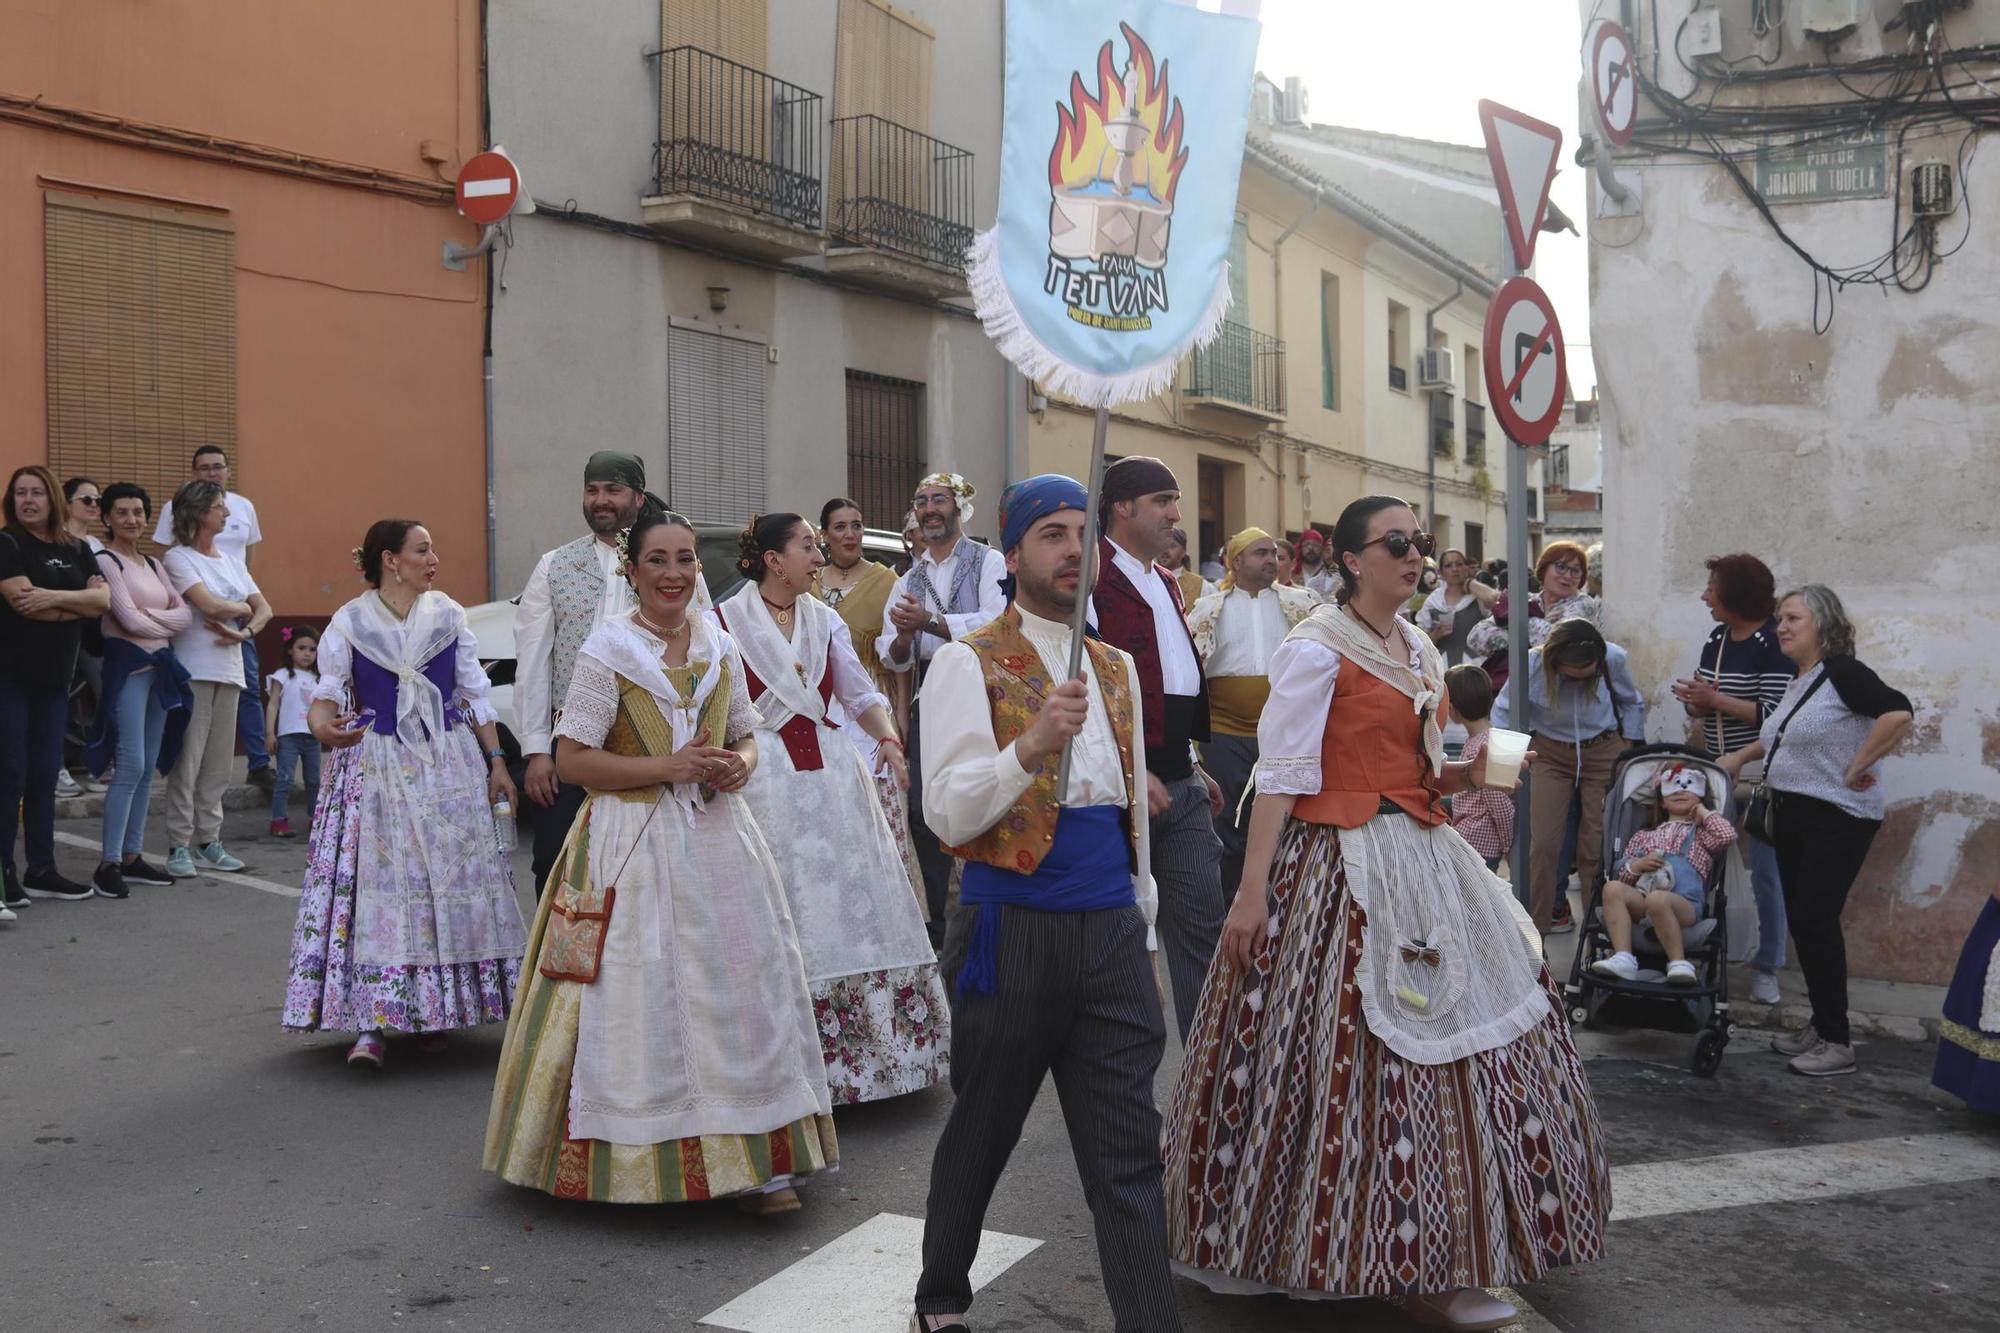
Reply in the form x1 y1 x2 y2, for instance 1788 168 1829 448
1482 728 1530 790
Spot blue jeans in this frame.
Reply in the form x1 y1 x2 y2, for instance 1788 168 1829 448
101 667 170 862
0 676 68 874
1743 828 1788 971
270 733 321 821
238 639 269 773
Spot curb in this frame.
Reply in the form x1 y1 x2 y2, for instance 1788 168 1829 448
55 782 268 822
1730 999 1938 1044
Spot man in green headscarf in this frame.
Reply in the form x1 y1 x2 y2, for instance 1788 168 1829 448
513 452 653 893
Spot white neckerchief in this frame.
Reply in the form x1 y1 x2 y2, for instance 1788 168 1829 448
721 582 830 731
338 590 464 765
1291 603 1447 775
579 611 727 822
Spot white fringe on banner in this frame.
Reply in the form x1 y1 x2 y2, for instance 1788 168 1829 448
964 227 1233 410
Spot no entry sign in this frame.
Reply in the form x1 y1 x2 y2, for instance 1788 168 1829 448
1482 277 1568 447
455 149 522 225
1591 22 1639 147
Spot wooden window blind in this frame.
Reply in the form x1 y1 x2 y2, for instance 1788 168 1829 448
845 371 925 530
662 0 767 65
43 191 237 546
834 0 934 128
667 323 766 524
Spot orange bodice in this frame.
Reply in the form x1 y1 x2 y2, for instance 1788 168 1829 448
1291 656 1447 829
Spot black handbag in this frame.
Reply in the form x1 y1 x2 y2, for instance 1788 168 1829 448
1742 670 1829 842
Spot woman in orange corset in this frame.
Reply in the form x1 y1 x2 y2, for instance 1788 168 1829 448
1163 496 1611 1332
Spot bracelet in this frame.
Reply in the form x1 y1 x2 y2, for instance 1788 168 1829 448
878 737 905 751
486 748 506 760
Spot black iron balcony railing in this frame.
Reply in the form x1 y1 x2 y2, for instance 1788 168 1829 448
1430 390 1455 459
1388 363 1408 392
654 46 822 230
1465 401 1487 465
830 115 974 271
1188 320 1287 416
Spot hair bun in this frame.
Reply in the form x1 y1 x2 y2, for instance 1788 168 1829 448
735 516 764 577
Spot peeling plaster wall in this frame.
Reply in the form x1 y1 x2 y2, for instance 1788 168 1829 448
1584 13 2000 983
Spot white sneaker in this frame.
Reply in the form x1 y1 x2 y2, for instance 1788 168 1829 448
1590 951 1640 981
1665 959 1699 987
0 902 16 923
53 771 83 798
1748 969 1782 1005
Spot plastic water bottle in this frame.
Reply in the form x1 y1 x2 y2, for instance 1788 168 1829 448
492 799 518 853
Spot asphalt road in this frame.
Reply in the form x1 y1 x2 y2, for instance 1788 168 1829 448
4 803 1997 1333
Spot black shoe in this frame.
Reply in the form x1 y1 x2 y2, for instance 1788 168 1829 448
1 866 27 909
250 766 277 794
91 863 130 900
22 867 93 901
119 856 174 887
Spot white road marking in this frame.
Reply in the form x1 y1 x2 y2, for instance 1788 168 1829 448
53 832 301 899
698 1211 1040 1333
1609 1131 2000 1223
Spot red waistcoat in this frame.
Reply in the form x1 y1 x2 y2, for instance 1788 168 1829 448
1090 537 1210 748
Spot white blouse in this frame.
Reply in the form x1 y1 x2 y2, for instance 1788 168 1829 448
1253 618 1427 797
309 622 498 727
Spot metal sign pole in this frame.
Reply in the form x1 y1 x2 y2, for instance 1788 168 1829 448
1501 239 1534 910
1056 404 1112 802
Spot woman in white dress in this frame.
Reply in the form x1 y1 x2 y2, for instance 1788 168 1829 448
484 508 835 1214
717 514 949 1104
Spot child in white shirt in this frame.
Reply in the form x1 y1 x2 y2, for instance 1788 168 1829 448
264 627 322 838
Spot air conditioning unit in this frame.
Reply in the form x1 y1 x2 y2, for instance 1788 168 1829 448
1419 346 1456 390
1282 77 1310 127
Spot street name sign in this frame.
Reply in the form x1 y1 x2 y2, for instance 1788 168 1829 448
1591 22 1639 147
1482 276 1567 447
455 149 522 225
1478 100 1564 271
1754 129 1889 204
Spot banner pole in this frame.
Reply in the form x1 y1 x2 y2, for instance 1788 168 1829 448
1056 403 1112 803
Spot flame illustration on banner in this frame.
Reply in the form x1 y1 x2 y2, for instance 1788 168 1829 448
968 0 1260 407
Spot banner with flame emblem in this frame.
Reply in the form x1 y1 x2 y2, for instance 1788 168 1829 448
967 0 1262 407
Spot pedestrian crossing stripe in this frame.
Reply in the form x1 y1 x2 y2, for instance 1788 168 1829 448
1608 1131 2000 1223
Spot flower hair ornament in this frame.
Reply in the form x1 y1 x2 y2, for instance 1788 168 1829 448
614 525 634 569
917 472 976 527
349 546 366 575
280 625 295 642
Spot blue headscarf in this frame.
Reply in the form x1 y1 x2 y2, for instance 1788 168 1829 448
998 473 1088 554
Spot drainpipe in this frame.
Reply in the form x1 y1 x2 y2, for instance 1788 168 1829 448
1269 196 1319 532
1004 365 1023 487
1422 276 1465 532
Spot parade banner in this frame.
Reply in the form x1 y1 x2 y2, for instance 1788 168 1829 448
968 0 1263 407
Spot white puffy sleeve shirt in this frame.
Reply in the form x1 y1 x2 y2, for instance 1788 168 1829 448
917 610 1156 948
1252 621 1428 797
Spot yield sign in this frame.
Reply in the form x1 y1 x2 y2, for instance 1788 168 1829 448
1478 100 1563 272
1590 22 1639 147
455 148 523 226
1482 277 1567 447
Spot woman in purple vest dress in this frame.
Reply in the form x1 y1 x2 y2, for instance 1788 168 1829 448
281 520 528 1069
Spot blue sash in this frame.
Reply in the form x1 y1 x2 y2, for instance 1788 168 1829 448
957 805 1133 996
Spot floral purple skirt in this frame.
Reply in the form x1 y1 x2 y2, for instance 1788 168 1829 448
281 744 521 1035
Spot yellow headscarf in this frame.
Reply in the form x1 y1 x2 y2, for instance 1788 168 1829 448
1219 526 1274 592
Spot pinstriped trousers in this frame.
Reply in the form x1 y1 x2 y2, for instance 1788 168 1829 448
916 904 1182 1332
1151 773 1227 1043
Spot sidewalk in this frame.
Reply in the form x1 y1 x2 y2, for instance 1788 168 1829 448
1542 908 1946 1043
54 756 275 822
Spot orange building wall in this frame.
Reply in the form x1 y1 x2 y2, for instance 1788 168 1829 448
0 2 490 614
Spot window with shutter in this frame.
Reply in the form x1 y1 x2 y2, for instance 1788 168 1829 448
844 371 925 530
662 0 767 64
831 0 938 251
667 323 767 524
43 191 237 550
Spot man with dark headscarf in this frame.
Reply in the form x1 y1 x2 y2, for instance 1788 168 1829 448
1088 456 1224 1042
512 451 650 894
911 473 1177 1333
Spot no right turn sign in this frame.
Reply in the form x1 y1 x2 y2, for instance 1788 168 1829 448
1482 277 1568 447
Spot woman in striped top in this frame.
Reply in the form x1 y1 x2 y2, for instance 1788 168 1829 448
1672 554 1795 1005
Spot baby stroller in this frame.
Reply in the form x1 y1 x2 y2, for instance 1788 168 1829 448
1562 743 1736 1076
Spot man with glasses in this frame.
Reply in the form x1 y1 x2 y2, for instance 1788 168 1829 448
153 445 269 791
879 473 1006 932
1088 456 1224 1042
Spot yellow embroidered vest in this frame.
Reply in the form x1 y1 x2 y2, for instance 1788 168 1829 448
945 607 1140 874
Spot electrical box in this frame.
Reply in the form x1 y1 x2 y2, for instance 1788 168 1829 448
1803 0 1861 36
1418 347 1456 391
1685 9 1723 56
1913 160 1956 217
1282 77 1310 126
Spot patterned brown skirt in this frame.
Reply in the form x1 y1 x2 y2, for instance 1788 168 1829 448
1164 817 1611 1298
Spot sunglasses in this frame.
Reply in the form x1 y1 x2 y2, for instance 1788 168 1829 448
72 495 100 507
1359 530 1436 560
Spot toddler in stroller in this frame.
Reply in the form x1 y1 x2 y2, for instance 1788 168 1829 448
1591 762 1736 986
